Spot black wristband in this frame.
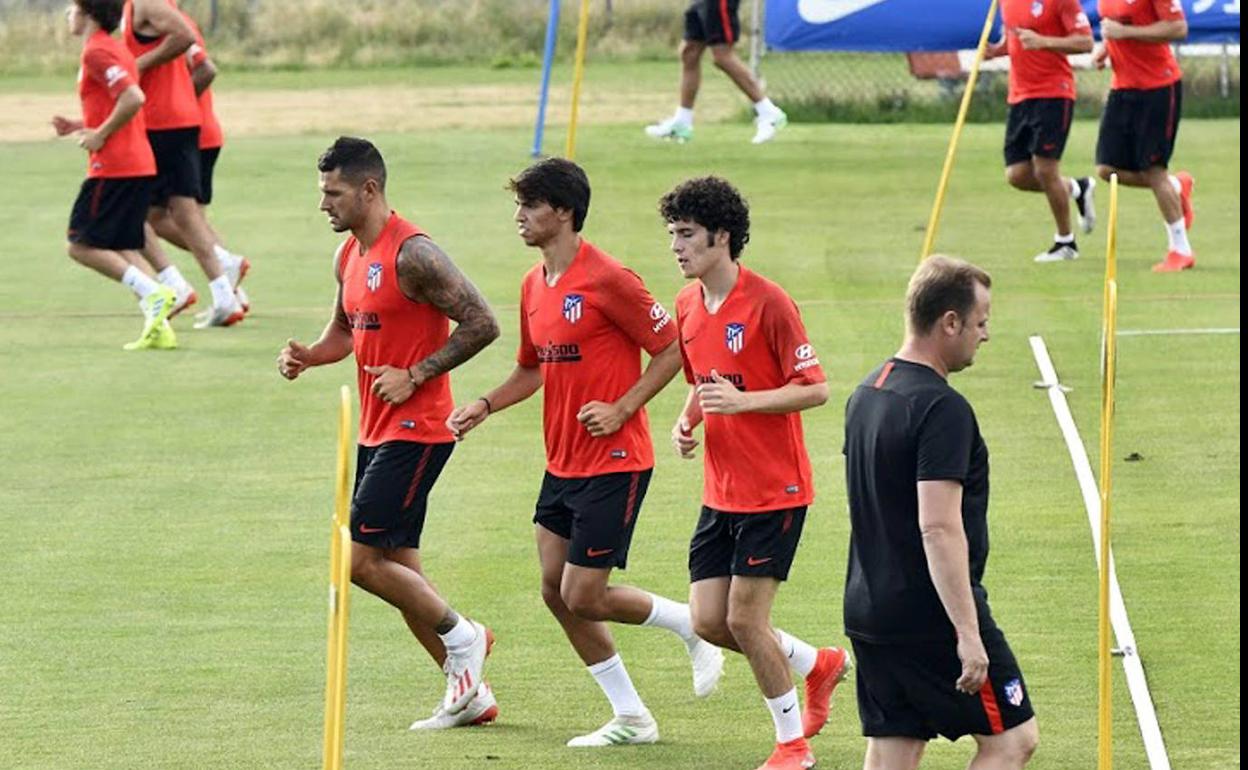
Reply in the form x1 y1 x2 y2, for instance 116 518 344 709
478 396 493 414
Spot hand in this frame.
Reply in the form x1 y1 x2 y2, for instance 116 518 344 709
277 338 314 380
362 364 418 406
671 417 699 459
446 399 490 441
1092 43 1110 69
51 115 81 136
1015 28 1043 50
576 400 629 437
984 36 1007 59
78 129 105 152
696 370 748 415
1099 18 1126 40
955 632 990 695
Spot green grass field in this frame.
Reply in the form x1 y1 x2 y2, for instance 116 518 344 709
0 66 1239 769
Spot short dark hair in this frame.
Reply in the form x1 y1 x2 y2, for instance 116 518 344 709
658 176 750 259
317 136 387 191
906 255 993 335
76 0 123 32
508 158 591 232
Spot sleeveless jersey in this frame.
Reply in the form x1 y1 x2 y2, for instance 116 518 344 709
122 0 202 131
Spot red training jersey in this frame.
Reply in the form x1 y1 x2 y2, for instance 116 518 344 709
122 0 202 131
1099 0 1184 90
338 213 455 447
517 239 677 478
184 13 222 149
78 30 156 179
1002 0 1091 103
676 267 825 513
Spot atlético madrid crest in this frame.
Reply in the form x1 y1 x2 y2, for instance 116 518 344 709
1005 678 1025 707
563 294 584 324
366 262 383 292
1031 0 1043 16
725 322 745 354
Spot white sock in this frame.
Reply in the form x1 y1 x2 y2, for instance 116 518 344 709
641 594 696 646
1068 177 1081 198
213 243 236 269
1055 232 1075 244
121 265 159 299
1166 218 1192 256
587 654 645 717
775 629 818 677
436 615 477 654
209 275 235 309
765 687 804 743
674 106 694 126
1168 174 1182 195
753 97 781 117
156 265 190 291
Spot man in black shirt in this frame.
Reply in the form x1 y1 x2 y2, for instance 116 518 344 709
842 255 1038 769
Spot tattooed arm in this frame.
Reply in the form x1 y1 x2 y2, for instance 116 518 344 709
365 236 501 404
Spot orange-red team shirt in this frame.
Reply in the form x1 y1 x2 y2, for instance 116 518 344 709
122 0 202 131
184 13 222 150
338 213 455 447
1002 0 1092 103
78 30 156 179
517 239 678 478
676 267 825 513
1099 0 1184 90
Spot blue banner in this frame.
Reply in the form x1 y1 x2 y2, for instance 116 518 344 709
765 0 1240 52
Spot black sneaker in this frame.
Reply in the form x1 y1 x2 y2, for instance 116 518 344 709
1035 241 1079 263
1073 177 1096 234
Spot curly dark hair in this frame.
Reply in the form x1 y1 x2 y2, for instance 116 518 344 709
317 136 387 191
76 0 124 32
658 176 750 260
508 158 591 232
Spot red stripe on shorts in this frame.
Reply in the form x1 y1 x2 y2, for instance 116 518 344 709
718 0 735 45
979 678 1006 734
401 445 434 510
622 472 640 527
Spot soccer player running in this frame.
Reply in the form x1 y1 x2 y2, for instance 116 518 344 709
661 177 850 770
277 137 502 729
842 256 1038 770
985 0 1097 263
52 0 176 351
644 0 787 144
1094 0 1197 272
446 158 725 747
122 0 244 326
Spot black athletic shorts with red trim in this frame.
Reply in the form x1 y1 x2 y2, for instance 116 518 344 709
147 127 203 206
684 0 740 46
851 623 1034 741
67 175 154 251
1096 81 1183 172
1004 97 1074 166
198 147 221 205
689 506 807 582
351 441 454 550
533 469 651 570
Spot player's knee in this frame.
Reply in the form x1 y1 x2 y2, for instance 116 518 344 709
539 579 565 613
680 41 703 65
561 585 609 621
66 241 84 262
710 47 736 70
1096 165 1116 182
724 609 767 644
349 549 383 587
983 720 1039 766
1005 165 1030 189
691 613 731 647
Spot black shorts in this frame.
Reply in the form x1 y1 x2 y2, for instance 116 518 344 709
533 470 651 570
147 127 203 206
198 146 221 205
66 175 154 251
689 506 807 582
1096 81 1183 172
1004 98 1074 166
852 623 1034 741
685 0 740 46
351 441 454 550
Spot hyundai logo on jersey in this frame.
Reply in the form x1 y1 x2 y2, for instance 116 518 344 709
367 262 383 292
563 294 584 324
725 323 745 354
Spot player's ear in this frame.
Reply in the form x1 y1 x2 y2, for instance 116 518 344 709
939 309 962 337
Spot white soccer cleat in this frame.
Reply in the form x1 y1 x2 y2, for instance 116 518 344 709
222 253 251 290
410 681 498 730
168 283 198 319
688 637 725 698
192 297 246 328
644 118 694 143
566 709 659 747
751 111 788 144
442 621 492 714
1034 243 1079 263
235 286 250 314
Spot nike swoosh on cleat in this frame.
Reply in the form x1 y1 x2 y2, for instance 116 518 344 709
586 547 615 558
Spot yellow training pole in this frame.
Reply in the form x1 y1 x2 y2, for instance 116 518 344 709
1097 175 1120 770
919 0 1000 260
323 386 353 770
565 0 592 159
